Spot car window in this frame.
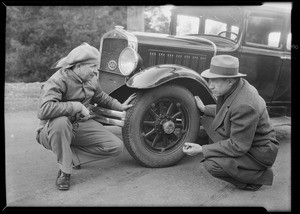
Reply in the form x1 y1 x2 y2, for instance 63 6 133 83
245 15 284 48
176 15 200 35
205 19 227 35
205 19 239 41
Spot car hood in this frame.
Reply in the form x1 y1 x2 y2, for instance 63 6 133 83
131 31 237 52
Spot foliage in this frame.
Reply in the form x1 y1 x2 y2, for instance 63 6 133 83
5 6 170 82
5 6 127 82
144 6 170 34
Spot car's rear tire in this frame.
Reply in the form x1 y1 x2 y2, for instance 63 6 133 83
122 84 200 167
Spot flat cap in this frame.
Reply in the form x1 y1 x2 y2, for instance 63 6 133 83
51 43 100 69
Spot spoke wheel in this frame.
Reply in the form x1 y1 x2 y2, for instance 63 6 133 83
141 98 188 153
122 84 200 167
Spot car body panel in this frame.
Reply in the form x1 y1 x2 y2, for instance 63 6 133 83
98 4 291 116
126 64 210 89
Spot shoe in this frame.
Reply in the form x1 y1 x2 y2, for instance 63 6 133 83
56 170 71 190
73 165 81 170
242 184 262 191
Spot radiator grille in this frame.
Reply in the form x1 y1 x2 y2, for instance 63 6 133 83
100 38 128 74
148 50 207 73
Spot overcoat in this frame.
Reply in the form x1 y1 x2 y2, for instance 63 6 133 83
201 78 279 185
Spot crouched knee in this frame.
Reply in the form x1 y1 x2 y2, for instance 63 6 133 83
49 116 72 134
107 138 124 156
203 159 225 178
114 139 124 155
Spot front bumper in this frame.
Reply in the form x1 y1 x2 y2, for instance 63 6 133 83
88 105 126 127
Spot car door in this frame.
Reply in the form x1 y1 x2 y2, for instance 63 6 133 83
272 28 291 105
238 9 288 104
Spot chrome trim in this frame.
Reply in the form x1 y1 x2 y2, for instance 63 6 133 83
108 60 118 71
92 116 124 127
118 47 139 76
281 55 291 60
88 105 126 127
174 36 217 56
186 36 217 56
99 26 138 71
241 46 284 57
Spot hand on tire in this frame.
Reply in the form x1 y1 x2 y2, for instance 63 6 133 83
194 96 205 112
121 93 137 111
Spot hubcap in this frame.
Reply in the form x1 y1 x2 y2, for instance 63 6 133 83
162 120 175 134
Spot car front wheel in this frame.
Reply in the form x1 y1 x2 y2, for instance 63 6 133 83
122 84 200 167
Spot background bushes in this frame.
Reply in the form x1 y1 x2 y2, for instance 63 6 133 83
5 6 170 83
5 6 128 82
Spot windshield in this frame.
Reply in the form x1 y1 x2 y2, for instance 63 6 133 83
171 6 243 42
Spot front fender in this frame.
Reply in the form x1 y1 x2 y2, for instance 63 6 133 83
127 64 209 90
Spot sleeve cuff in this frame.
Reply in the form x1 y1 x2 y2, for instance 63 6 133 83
201 144 210 159
111 100 123 111
71 102 82 115
204 104 216 117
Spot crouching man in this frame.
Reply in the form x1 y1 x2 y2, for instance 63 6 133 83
183 55 279 191
36 43 135 190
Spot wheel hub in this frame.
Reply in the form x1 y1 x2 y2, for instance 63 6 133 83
162 120 175 134
155 115 175 134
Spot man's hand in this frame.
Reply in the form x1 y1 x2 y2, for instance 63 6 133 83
81 104 90 116
76 112 90 122
121 93 137 111
194 96 205 112
183 142 203 156
72 102 90 115
76 104 91 122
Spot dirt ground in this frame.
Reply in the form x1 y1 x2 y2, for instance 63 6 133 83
3 110 291 210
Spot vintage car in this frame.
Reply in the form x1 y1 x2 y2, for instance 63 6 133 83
94 5 291 168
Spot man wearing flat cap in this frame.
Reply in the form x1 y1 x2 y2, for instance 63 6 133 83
183 55 279 191
36 43 135 190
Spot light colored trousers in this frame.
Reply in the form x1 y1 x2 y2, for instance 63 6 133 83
37 116 124 174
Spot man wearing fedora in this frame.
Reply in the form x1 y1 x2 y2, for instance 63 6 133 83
183 55 279 191
36 43 135 190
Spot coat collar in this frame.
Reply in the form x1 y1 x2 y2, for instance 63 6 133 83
212 78 245 130
64 68 93 85
67 68 83 83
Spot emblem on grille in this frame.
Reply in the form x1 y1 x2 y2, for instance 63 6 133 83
108 60 117 71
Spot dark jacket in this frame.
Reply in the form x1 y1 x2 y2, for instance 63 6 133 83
202 78 279 185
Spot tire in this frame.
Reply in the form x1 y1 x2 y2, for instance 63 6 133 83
122 84 200 167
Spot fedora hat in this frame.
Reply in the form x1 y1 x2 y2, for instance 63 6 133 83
201 55 246 79
51 43 100 69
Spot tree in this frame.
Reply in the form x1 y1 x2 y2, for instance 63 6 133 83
144 6 170 34
5 6 127 82
5 6 171 82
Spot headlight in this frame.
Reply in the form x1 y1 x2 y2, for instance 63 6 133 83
118 47 138 76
